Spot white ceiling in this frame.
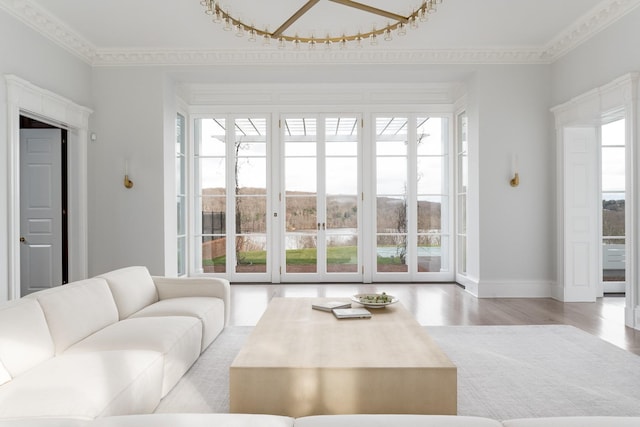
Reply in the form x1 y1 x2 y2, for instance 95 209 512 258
2 0 639 65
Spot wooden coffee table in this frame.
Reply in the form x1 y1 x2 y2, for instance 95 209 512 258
229 297 457 417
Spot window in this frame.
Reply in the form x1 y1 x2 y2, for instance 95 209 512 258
456 112 468 276
176 113 187 276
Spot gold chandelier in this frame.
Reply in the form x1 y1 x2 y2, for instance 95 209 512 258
200 0 443 49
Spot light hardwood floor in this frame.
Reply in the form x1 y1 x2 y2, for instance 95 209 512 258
229 283 640 356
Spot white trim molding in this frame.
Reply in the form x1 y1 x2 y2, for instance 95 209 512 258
0 0 96 64
541 0 640 61
91 48 550 67
5 74 93 300
180 82 464 107
2 0 639 66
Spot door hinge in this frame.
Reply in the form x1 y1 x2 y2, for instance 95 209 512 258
361 192 364 201
279 119 282 128
279 266 282 274
361 118 364 128
362 266 364 274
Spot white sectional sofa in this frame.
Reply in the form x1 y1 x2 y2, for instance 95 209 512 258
1 414 640 427
0 266 229 420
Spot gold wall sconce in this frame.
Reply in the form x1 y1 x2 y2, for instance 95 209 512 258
510 173 520 187
124 175 134 189
510 154 519 187
124 160 134 189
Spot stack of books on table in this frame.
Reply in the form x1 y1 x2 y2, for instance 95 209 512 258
312 301 371 319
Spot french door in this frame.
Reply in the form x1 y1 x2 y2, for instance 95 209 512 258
281 115 362 282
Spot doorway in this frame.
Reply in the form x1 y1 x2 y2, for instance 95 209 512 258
19 116 68 296
6 75 91 301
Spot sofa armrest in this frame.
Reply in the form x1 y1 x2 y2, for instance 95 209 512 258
151 277 230 326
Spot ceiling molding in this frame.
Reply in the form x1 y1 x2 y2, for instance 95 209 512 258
0 0 96 64
2 0 639 67
91 48 549 67
541 0 640 61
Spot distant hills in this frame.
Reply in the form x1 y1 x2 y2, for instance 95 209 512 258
201 187 441 233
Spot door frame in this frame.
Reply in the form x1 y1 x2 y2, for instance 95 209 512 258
551 72 638 328
5 75 92 300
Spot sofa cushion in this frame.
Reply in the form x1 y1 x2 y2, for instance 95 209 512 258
27 278 119 354
295 415 504 427
99 266 159 319
503 417 640 427
0 350 163 420
0 298 54 377
66 316 202 396
130 297 225 350
91 413 295 427
152 276 230 325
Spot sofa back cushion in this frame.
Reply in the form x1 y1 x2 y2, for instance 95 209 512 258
0 298 55 378
29 278 119 354
98 266 159 319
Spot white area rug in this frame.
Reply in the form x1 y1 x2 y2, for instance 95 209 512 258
155 325 640 420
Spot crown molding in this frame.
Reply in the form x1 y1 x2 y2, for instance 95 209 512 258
0 0 96 64
91 48 549 67
541 0 640 61
2 0 639 67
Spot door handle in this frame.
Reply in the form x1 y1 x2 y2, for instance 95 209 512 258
19 237 26 243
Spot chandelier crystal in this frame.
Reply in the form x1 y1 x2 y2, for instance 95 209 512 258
200 0 443 49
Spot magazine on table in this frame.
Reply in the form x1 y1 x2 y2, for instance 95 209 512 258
311 301 352 312
332 307 372 319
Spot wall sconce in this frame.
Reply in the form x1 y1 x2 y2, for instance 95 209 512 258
510 154 519 187
510 172 520 187
124 160 134 189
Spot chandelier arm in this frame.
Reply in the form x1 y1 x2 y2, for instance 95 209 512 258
328 0 409 23
272 0 322 38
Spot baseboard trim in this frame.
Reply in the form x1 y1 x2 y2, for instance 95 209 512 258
475 280 554 298
456 275 479 297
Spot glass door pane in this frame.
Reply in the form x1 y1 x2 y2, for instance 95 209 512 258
375 117 409 273
325 117 359 273
284 117 318 273
234 118 268 274
416 117 448 273
194 118 227 273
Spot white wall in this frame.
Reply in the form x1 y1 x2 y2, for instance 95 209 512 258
88 67 167 276
472 65 555 297
0 9 92 302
